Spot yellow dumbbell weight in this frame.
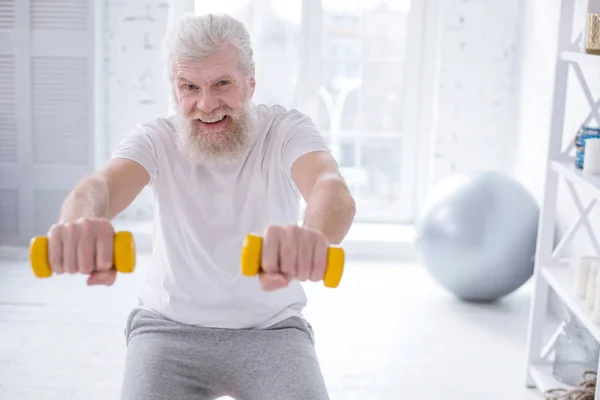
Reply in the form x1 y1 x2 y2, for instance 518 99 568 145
240 233 345 288
29 231 137 278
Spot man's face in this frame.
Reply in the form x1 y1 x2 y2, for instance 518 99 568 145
172 44 256 166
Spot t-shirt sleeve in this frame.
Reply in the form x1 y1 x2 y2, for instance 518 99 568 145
280 109 332 177
110 124 159 186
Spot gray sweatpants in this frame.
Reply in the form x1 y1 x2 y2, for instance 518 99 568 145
120 309 330 400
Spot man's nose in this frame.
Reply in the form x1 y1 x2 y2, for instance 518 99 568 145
196 93 219 114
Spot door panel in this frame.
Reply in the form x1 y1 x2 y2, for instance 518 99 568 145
0 0 95 246
0 0 20 245
0 54 16 163
0 189 18 242
32 56 90 165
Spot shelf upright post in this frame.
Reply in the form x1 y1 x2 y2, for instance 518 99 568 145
524 0 577 388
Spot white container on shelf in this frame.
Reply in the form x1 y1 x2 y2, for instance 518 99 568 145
574 256 599 298
586 262 600 309
593 270 600 324
584 138 600 175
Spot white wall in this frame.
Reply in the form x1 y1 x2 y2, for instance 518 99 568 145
106 0 170 152
432 0 521 182
105 0 172 219
514 0 560 204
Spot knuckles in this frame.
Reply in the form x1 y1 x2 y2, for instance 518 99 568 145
63 222 78 239
48 218 114 241
264 224 324 245
97 220 114 235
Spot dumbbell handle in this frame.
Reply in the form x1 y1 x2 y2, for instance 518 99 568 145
29 231 136 278
240 233 345 288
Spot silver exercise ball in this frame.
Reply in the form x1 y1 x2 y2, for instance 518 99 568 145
415 171 539 302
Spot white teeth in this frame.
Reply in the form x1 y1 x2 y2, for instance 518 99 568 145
199 115 226 123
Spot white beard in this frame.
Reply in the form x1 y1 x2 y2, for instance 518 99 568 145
174 100 257 167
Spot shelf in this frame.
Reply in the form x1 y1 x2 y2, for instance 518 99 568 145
550 160 600 197
529 363 574 394
541 264 600 342
560 50 600 66
528 3 600 397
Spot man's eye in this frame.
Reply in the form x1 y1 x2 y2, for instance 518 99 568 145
183 84 197 91
217 80 230 87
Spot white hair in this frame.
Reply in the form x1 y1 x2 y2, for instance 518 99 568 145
162 13 255 82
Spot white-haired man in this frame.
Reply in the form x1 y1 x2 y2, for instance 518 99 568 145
47 13 355 400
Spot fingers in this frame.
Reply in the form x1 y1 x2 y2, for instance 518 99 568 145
47 225 64 274
261 226 281 274
296 229 313 282
258 272 289 291
95 223 114 271
87 269 117 286
77 222 95 275
258 225 330 290
62 224 78 274
311 236 328 282
45 218 118 286
279 227 297 280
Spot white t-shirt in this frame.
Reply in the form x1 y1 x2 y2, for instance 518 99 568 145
111 104 331 329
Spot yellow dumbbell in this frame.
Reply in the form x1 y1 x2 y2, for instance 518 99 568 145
29 231 136 278
240 233 345 288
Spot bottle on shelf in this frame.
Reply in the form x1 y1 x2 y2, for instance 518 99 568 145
586 0 600 54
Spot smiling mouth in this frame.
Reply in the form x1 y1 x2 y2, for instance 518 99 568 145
195 116 229 129
199 115 226 123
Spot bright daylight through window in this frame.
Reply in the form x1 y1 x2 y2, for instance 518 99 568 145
195 0 419 224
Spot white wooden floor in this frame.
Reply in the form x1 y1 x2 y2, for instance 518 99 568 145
0 254 543 399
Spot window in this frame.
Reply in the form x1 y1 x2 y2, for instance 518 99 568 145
194 0 429 224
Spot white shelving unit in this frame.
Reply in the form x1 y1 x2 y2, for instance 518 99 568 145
524 0 600 397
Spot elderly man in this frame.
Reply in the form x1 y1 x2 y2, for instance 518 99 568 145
47 13 355 400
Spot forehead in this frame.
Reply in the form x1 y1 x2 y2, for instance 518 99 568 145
174 44 242 82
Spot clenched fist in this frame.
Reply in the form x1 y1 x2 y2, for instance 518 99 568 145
47 217 117 286
258 224 329 291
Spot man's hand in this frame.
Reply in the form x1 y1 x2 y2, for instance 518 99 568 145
258 224 329 291
47 217 118 286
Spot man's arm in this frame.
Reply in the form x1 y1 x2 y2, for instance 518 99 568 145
256 150 355 291
59 158 150 223
291 151 356 244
